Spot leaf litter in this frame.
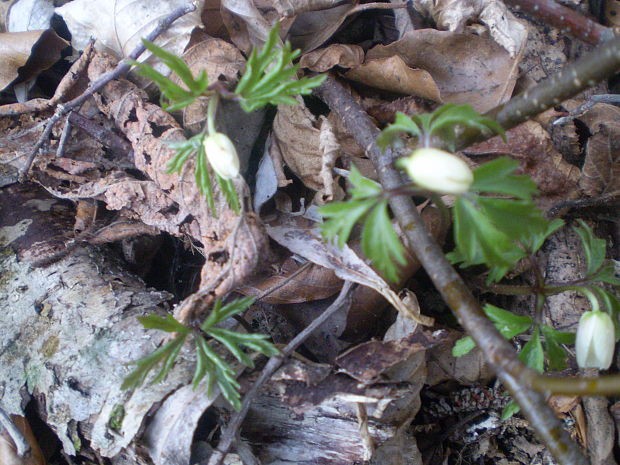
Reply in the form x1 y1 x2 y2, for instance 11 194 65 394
0 0 618 463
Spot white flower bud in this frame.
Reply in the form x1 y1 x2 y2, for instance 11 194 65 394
203 132 240 180
400 148 473 194
575 311 615 370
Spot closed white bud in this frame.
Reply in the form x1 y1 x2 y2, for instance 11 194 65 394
575 311 615 370
203 132 240 180
400 148 473 194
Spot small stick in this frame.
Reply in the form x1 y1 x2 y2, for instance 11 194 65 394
18 2 197 181
506 0 614 45
68 111 134 158
205 281 354 465
55 113 72 158
0 407 29 458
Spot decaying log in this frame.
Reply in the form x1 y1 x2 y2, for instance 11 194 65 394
0 182 196 458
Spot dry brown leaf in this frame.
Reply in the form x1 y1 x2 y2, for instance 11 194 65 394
266 222 432 325
286 4 355 53
345 55 442 102
465 120 580 208
335 329 447 384
577 103 620 196
56 0 204 93
221 0 274 52
272 102 324 192
0 30 67 91
239 259 342 303
299 44 364 72
169 38 246 134
366 29 518 113
201 0 229 40
0 415 47 465
413 0 527 57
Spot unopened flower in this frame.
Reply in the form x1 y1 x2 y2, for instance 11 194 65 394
575 311 615 370
399 148 473 194
203 132 240 180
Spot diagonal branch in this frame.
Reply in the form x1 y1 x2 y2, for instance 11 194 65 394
315 76 588 465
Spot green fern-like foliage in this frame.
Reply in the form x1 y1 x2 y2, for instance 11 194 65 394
122 298 279 410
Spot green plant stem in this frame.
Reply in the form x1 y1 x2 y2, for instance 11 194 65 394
207 93 219 136
316 76 588 465
532 373 620 395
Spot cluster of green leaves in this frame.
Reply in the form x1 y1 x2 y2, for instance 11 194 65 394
234 23 326 112
570 220 620 334
447 157 564 283
130 39 209 112
453 220 620 418
122 297 279 410
131 23 325 214
319 166 406 282
376 104 504 150
453 304 575 419
167 134 240 215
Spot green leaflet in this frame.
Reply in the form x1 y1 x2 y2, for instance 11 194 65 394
319 165 407 282
123 298 278 411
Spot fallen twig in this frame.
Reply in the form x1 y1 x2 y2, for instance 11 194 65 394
17 2 197 181
205 281 354 465
506 0 613 45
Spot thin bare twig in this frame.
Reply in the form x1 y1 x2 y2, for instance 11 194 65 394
0 406 29 457
55 113 72 158
18 2 197 180
505 0 613 45
315 76 588 465
205 281 354 465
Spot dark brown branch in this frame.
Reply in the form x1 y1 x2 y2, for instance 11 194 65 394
505 0 613 45
315 76 588 465
18 2 196 181
206 281 354 465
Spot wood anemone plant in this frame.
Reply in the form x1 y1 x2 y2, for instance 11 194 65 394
314 33 620 465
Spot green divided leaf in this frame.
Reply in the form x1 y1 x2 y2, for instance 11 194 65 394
361 200 407 283
201 297 255 331
123 297 278 411
377 104 505 151
121 333 188 390
452 305 532 357
448 195 526 283
130 39 209 111
319 165 407 282
449 186 562 282
376 112 423 150
575 219 616 280
452 336 476 357
541 325 571 371
470 157 537 200
484 304 533 338
234 23 326 112
138 314 191 333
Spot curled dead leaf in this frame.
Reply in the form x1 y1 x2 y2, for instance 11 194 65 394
366 29 518 112
345 55 442 102
299 44 364 72
0 30 67 91
576 103 620 197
